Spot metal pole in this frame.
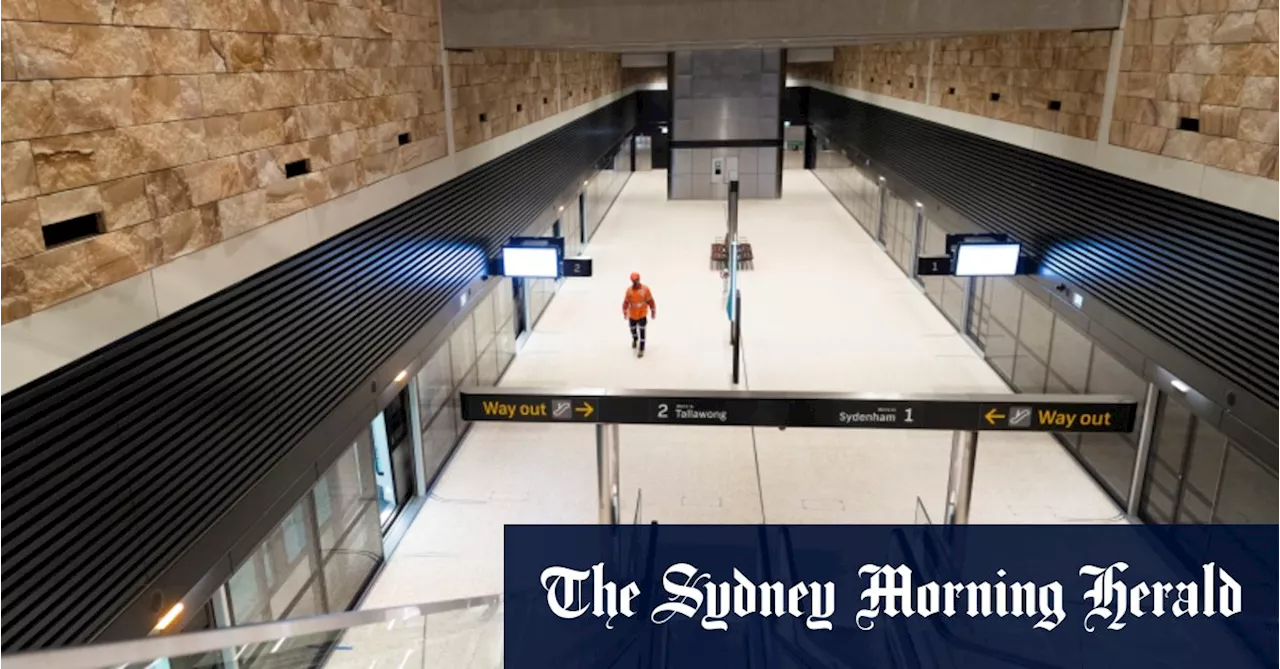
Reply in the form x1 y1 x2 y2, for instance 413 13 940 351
732 290 742 385
944 431 978 524
1125 382 1160 517
727 179 739 240
609 423 621 525
727 179 740 331
596 424 619 524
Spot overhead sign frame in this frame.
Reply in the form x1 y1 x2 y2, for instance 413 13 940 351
459 388 1138 434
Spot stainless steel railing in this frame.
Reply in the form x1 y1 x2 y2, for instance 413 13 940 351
2 595 502 669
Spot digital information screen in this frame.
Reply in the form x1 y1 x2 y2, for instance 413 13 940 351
953 242 1021 277
502 246 560 278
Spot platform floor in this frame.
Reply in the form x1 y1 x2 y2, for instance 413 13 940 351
360 170 1123 609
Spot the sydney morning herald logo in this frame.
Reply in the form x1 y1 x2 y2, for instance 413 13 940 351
540 561 1242 632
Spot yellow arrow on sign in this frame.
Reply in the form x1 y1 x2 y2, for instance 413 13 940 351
575 402 594 419
984 408 1006 426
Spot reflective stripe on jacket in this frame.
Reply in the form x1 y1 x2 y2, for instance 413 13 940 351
623 285 655 320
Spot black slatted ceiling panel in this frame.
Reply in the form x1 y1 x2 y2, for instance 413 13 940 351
808 88 1278 408
0 97 633 651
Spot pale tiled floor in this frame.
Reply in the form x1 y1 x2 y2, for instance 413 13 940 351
359 169 1124 611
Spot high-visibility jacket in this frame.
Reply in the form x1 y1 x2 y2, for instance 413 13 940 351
623 284 656 320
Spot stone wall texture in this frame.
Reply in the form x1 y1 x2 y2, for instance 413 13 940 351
0 2 622 325
1111 0 1278 178
798 3 1277 179
932 31 1112 140
450 50 620 151
824 31 1113 141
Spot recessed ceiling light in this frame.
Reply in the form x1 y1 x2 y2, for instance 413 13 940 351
1171 378 1191 393
394 370 409 383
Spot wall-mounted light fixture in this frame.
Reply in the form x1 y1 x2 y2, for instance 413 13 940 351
154 603 184 631
1171 378 1191 394
394 370 409 384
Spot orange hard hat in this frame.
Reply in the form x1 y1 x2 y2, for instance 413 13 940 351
630 272 640 281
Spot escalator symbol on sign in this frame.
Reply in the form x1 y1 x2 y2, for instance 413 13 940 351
552 400 572 419
1009 406 1032 428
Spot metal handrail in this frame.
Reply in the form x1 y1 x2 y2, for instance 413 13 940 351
1 594 502 669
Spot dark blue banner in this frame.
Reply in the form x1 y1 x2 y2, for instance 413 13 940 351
504 524 1277 669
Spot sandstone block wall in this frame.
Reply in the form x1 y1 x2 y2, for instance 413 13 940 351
0 2 622 325
822 31 1112 141
793 2 1277 179
859 40 934 104
932 31 1112 140
448 50 621 151
1112 0 1278 178
449 49 561 150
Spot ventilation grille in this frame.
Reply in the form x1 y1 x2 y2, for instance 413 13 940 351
0 97 634 651
807 88 1278 407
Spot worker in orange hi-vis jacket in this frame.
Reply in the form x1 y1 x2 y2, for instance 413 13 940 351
623 272 657 358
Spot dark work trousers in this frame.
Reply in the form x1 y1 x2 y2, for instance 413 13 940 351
629 317 648 351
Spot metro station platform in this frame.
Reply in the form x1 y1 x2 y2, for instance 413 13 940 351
359 169 1123 610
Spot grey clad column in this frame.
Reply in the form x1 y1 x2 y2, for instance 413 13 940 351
669 49 782 200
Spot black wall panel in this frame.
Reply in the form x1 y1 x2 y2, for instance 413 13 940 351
782 85 809 125
0 96 635 651
635 89 671 170
635 89 670 129
807 88 1278 411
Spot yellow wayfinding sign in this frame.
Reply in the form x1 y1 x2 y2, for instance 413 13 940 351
1036 408 1112 429
977 404 1122 430
480 399 547 419
476 396 598 422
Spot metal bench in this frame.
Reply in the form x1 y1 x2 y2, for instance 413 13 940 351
711 237 754 271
